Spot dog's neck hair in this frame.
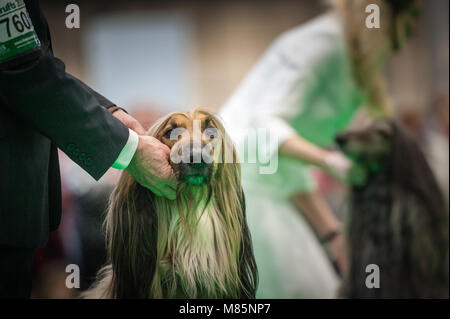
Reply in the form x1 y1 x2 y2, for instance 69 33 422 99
344 151 449 298
150 186 242 298
353 159 391 196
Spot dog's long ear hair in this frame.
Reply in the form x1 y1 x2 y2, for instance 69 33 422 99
389 120 446 218
101 116 172 298
388 120 448 296
105 173 158 298
204 111 258 298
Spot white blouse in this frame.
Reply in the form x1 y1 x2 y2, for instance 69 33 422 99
220 13 364 198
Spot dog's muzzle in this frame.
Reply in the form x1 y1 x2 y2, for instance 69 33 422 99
176 145 214 186
335 133 348 149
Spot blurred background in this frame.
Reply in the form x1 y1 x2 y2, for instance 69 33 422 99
31 0 448 298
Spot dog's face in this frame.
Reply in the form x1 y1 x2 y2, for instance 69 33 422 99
336 120 394 186
336 120 393 162
104 108 257 299
152 110 224 186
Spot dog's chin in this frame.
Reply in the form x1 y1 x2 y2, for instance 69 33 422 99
182 174 211 186
178 165 214 186
175 171 215 209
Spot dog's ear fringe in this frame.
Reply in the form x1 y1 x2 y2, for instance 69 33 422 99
212 110 258 298
390 120 446 217
218 159 258 299
106 173 158 299
237 189 259 299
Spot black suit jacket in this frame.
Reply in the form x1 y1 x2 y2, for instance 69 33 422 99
0 0 129 248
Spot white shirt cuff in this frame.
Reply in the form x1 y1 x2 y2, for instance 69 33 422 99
112 129 139 170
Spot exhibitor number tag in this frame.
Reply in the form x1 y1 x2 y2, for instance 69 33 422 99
0 0 40 63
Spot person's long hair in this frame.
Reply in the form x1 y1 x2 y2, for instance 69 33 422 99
330 0 419 117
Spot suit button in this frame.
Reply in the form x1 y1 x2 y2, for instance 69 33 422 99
84 157 92 166
67 143 76 151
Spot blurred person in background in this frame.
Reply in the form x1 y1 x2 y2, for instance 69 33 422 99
398 97 449 210
424 95 449 208
0 0 176 298
220 0 419 298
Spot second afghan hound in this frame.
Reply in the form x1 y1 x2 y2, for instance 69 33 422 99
336 119 449 298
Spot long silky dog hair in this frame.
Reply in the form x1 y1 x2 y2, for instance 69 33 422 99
336 119 449 298
84 109 257 298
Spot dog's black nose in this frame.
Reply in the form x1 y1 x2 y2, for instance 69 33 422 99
188 149 208 168
335 134 347 147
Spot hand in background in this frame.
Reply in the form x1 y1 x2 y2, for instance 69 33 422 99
280 135 352 182
127 135 177 200
323 151 353 182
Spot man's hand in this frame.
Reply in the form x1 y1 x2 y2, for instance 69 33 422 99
110 108 176 199
112 109 147 135
126 135 177 200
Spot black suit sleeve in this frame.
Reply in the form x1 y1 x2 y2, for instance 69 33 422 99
67 73 116 109
25 0 116 111
0 53 129 180
0 0 130 180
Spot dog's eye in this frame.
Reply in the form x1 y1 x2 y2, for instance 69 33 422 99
204 127 218 140
163 129 173 139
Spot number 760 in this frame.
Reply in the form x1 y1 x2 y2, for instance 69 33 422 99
0 12 32 39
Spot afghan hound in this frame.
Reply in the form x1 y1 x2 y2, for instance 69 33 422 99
336 119 449 298
83 108 257 298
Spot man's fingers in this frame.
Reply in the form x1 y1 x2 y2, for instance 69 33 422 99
112 109 147 135
131 121 147 135
160 143 171 157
